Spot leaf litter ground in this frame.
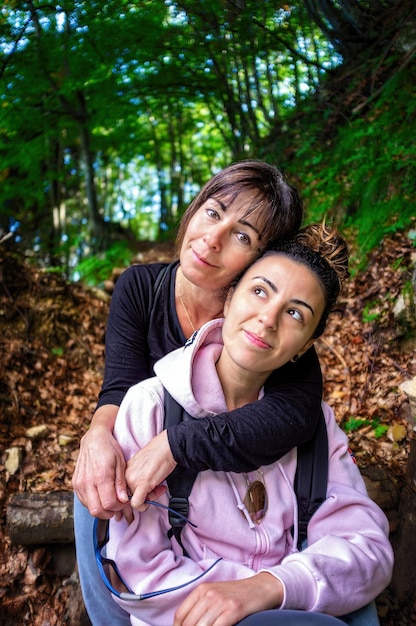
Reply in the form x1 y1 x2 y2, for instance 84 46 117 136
0 233 415 625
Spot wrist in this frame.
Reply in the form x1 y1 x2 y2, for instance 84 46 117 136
90 404 119 432
253 572 284 609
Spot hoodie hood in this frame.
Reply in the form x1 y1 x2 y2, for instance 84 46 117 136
153 319 226 418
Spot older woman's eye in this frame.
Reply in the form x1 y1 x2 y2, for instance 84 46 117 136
206 207 219 219
237 232 250 245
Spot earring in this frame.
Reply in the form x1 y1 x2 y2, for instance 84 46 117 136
291 354 299 363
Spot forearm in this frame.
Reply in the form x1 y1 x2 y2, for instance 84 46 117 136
109 514 258 626
168 347 322 473
174 573 282 626
268 526 393 616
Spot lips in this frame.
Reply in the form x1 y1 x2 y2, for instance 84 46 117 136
244 330 271 349
191 248 218 268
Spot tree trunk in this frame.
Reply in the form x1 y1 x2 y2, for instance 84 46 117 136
6 491 74 545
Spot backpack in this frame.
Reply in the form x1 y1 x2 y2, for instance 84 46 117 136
164 388 328 555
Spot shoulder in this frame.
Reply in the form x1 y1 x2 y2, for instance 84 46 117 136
112 261 177 303
321 402 348 447
117 262 172 287
117 377 166 442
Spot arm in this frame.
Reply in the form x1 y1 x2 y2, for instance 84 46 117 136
102 261 322 475
261 403 394 616
169 345 322 472
124 347 323 507
109 385 279 626
73 264 170 516
108 506 279 626
173 574 282 626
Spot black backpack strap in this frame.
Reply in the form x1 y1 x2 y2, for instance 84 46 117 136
294 407 328 550
163 388 199 557
147 264 170 317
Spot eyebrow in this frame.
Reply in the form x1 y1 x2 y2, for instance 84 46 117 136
252 276 315 316
212 198 261 237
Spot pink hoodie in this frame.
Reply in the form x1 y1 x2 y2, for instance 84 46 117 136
107 320 393 626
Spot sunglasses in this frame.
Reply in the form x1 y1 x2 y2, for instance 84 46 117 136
242 471 268 524
94 499 221 601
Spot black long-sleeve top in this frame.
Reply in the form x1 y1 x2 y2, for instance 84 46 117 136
97 261 322 472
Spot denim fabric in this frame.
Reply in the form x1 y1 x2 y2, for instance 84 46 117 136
238 610 345 624
74 495 130 626
339 600 380 626
237 603 380 625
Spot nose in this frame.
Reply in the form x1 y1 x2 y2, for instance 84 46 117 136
203 223 225 250
258 303 279 330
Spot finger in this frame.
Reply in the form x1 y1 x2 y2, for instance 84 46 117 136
114 503 134 524
147 484 167 501
114 458 129 503
130 482 156 510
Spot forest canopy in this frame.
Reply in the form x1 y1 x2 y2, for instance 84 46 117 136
1 0 415 281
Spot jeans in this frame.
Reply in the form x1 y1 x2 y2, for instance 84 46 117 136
74 495 380 626
238 611 344 624
237 602 380 625
74 495 131 625
339 601 380 625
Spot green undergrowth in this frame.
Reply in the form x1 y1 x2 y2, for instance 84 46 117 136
283 67 416 271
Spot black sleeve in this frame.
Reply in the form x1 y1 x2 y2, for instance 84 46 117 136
96 263 171 410
167 346 322 472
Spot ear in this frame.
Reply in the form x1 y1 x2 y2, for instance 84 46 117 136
297 337 315 358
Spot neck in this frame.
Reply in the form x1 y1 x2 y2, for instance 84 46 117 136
176 267 224 334
215 354 268 410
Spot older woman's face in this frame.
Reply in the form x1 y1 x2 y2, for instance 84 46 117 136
179 191 264 292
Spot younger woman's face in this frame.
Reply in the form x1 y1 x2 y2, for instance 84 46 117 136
179 191 265 292
220 254 326 378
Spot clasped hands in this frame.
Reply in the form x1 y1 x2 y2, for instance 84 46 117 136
73 418 176 520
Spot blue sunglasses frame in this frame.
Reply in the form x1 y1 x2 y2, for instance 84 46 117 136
94 499 221 601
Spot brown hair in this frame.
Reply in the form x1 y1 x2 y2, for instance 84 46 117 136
175 160 304 255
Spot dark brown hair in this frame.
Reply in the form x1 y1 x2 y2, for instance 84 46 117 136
175 160 304 255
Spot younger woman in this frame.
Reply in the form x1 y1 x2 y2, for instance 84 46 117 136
98 223 393 626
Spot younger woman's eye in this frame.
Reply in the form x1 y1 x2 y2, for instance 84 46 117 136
288 308 303 322
253 286 267 298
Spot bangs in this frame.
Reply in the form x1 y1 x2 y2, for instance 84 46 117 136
212 188 273 246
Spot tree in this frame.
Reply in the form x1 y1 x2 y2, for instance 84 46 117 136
2 0 411 274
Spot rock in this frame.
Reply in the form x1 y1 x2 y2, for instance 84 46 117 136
5 447 24 475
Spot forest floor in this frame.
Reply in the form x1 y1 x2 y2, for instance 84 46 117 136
0 231 416 625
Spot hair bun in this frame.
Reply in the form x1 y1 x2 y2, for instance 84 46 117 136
295 222 349 290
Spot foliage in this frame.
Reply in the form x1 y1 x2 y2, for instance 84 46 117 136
73 240 134 285
344 417 389 439
0 0 338 270
283 55 416 269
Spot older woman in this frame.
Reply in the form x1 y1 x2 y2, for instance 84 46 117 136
73 161 323 625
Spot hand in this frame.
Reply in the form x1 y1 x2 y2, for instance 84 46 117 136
173 574 282 626
125 430 177 510
72 405 129 519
